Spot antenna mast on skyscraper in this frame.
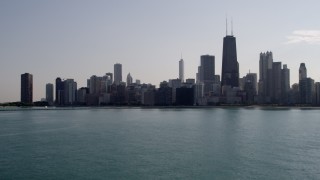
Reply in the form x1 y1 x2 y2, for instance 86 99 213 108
231 17 233 36
226 14 228 36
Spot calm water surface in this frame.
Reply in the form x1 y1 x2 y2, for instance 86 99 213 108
0 107 320 179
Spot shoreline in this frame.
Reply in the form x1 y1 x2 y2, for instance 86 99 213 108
1 105 320 111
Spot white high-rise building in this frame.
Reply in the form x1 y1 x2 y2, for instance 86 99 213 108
127 73 133 86
179 58 184 82
114 63 122 85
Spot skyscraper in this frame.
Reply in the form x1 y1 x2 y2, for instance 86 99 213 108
21 73 33 104
89 75 102 95
315 82 320 105
259 52 273 82
299 77 314 104
258 51 273 103
87 75 102 105
221 33 239 88
114 63 122 85
298 63 314 104
179 58 184 82
55 77 64 105
299 63 307 81
64 79 77 105
104 73 113 93
281 64 290 104
272 62 282 103
197 55 215 95
169 78 182 104
244 73 257 104
46 83 54 105
127 73 133 85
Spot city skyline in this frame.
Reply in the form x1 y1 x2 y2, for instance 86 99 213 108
1 1 320 102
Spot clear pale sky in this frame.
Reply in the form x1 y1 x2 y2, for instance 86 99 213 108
1 0 320 102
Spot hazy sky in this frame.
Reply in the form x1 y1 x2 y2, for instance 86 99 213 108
1 0 320 102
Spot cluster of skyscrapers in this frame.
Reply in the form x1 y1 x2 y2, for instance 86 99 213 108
20 27 320 106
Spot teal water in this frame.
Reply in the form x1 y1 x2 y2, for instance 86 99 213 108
0 107 320 179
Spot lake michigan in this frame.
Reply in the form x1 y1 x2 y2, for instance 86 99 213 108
0 107 320 179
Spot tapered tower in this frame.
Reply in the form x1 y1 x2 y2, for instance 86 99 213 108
221 20 239 88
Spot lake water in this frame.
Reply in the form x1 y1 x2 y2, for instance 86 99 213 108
0 107 320 179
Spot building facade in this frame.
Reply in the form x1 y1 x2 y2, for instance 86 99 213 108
64 79 77 105
179 58 184 82
21 73 33 104
281 64 290 104
272 62 282 103
114 63 122 85
46 83 54 105
244 73 257 104
299 77 314 104
221 35 239 88
258 51 273 103
55 77 64 105
197 55 215 96
299 63 307 81
315 82 320 105
127 73 133 86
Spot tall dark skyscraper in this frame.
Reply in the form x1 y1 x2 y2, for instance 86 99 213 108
55 77 64 105
21 73 33 104
46 83 54 105
221 32 239 88
272 62 282 103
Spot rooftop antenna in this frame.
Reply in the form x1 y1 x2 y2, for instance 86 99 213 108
231 17 233 36
226 15 228 36
181 52 182 59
